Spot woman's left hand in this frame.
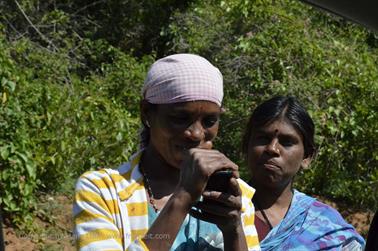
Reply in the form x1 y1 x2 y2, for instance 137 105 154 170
190 177 243 233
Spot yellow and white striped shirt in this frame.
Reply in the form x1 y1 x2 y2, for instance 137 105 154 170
73 152 260 250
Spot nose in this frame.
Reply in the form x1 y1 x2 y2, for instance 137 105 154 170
184 121 205 141
266 138 280 155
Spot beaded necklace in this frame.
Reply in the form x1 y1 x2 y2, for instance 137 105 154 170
140 162 159 213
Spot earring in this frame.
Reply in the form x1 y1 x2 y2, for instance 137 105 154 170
145 120 150 128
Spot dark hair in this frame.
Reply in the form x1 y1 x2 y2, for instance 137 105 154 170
242 96 316 158
139 102 158 149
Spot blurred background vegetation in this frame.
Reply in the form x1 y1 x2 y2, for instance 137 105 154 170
0 0 377 228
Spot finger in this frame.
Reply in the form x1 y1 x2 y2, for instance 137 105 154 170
188 147 217 154
189 208 223 225
201 192 242 210
199 140 213 150
203 190 223 199
231 170 239 179
229 177 242 196
189 209 219 224
189 150 239 173
195 200 241 216
204 155 238 173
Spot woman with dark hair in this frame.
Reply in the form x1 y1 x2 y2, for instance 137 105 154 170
73 54 259 250
242 96 365 250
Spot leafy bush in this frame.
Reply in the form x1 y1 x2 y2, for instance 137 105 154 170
0 32 152 224
0 34 39 225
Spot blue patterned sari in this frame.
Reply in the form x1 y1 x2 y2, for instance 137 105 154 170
260 190 365 250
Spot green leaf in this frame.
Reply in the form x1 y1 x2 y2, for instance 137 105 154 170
0 146 9 160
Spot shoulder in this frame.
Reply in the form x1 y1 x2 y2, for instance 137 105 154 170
296 192 365 247
75 164 130 191
75 151 142 193
284 191 365 249
307 197 348 223
292 191 346 223
75 151 145 202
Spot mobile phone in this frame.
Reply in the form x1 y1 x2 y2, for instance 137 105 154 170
205 170 233 193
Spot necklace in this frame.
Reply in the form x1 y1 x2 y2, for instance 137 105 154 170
139 161 159 213
255 200 273 230
254 193 293 230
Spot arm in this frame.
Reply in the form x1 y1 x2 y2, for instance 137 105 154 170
141 188 192 250
142 148 240 251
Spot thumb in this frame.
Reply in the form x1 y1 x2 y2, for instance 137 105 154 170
200 141 213 150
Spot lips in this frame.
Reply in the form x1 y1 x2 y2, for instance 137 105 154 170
175 142 202 151
260 160 281 170
176 145 194 151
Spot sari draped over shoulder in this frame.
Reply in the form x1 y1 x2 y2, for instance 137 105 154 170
260 190 365 251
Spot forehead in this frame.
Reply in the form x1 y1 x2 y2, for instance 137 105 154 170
156 101 221 114
253 119 302 137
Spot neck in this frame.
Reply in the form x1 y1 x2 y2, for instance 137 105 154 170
141 145 180 199
252 181 293 210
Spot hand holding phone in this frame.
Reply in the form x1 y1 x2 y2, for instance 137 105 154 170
205 170 233 193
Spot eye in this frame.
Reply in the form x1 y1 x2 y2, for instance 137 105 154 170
202 116 219 128
254 135 271 145
279 136 296 147
280 140 294 147
169 115 190 126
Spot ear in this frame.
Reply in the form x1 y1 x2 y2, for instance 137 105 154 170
301 156 312 170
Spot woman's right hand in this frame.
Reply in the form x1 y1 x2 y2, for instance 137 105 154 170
176 146 239 204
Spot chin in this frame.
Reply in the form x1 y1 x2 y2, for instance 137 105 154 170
165 156 182 169
254 174 280 187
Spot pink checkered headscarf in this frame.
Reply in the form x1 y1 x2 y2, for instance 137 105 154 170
142 54 223 106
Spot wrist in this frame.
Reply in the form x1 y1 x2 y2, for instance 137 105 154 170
220 219 244 235
222 223 248 251
171 188 194 212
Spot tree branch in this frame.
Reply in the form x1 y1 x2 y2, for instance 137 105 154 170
14 0 59 51
73 0 107 15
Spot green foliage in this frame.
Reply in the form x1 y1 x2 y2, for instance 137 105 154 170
1 0 194 57
0 35 39 225
0 32 151 224
0 0 377 226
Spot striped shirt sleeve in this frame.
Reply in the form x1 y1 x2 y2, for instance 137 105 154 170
73 171 148 251
239 179 261 251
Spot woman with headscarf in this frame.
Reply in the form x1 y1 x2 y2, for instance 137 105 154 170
73 54 260 251
242 96 365 250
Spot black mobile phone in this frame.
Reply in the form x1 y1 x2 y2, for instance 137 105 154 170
205 170 233 193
